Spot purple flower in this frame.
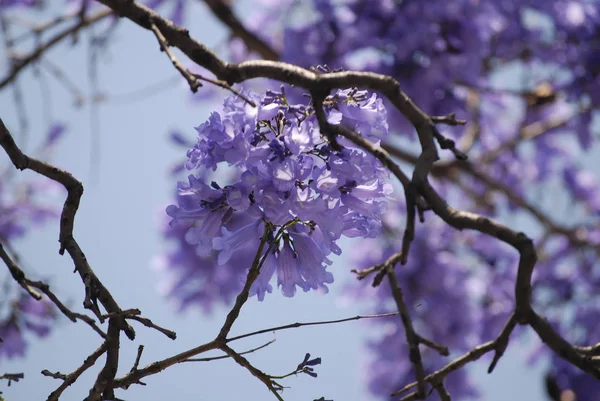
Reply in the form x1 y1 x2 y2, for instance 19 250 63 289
163 87 392 301
213 219 263 265
0 295 55 361
276 238 309 297
0 321 25 359
154 213 252 313
563 166 600 214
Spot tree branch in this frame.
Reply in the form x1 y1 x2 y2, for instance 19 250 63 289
0 118 135 341
0 9 113 89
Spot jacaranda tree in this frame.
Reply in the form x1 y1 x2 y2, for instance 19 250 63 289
0 1 599 400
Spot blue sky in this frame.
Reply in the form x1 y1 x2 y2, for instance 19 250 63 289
0 2 560 400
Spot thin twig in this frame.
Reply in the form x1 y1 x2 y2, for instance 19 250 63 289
112 340 220 389
191 72 255 106
386 267 427 399
0 372 24 383
227 312 401 343
0 241 107 338
186 339 275 362
220 344 284 401
46 343 108 401
41 370 67 380
0 9 113 89
130 345 144 373
128 315 176 340
150 22 201 93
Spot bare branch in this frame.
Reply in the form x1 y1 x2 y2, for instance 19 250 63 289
220 344 284 401
127 315 176 340
393 314 519 396
150 22 202 92
85 319 121 401
186 339 275 362
0 118 135 340
41 370 67 380
0 240 107 338
190 72 256 106
112 340 219 389
0 9 113 89
386 268 428 398
46 343 108 401
129 345 145 374
0 372 24 384
227 312 401 343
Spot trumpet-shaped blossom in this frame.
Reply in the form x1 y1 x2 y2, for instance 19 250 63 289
164 87 392 301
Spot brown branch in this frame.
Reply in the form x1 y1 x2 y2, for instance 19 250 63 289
0 240 107 338
217 222 273 340
150 22 202 92
112 340 219 389
434 383 451 401
95 0 438 141
393 314 518 396
220 344 284 400
46 343 108 401
0 372 24 383
132 346 145 371
573 343 600 356
186 339 275 362
383 143 600 256
41 370 67 380
191 72 256 106
102 308 175 339
128 315 176 340
415 178 600 379
0 241 41 299
386 268 427 399
0 119 135 341
417 335 450 357
85 319 121 401
226 312 401 343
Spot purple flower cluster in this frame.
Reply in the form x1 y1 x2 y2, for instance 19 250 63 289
155 0 599 398
345 210 485 399
162 87 392 305
0 295 55 360
238 0 599 142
